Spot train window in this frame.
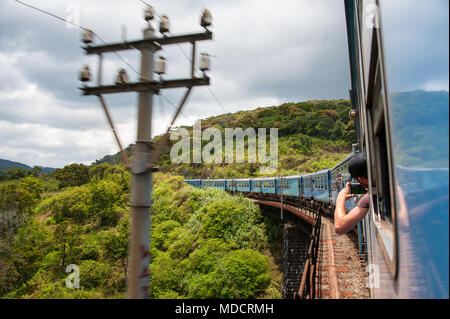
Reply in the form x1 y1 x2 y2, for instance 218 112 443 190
361 22 398 277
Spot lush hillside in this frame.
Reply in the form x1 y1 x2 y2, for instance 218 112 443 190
0 167 281 298
0 159 55 177
95 99 355 178
0 98 355 299
0 159 31 172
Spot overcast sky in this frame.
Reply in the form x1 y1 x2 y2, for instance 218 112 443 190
0 0 448 168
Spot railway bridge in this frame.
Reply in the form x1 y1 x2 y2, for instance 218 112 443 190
241 192 369 299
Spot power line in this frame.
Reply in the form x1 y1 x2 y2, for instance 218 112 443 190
14 0 142 78
135 0 234 115
207 86 230 114
14 0 214 126
160 93 197 126
14 0 90 31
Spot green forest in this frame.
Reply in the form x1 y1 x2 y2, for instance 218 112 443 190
95 99 354 178
0 99 355 299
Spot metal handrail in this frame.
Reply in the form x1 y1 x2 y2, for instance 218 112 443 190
297 214 321 299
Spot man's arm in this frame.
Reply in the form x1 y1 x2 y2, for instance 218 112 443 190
334 182 369 235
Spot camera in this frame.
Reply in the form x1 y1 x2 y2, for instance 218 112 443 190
350 183 366 195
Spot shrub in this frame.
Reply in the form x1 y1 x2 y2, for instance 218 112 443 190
41 186 91 222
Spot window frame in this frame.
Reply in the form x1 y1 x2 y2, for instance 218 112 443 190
360 9 399 278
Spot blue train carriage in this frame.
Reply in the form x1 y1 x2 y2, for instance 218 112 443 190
345 0 448 298
227 178 251 193
276 175 302 198
301 169 331 204
185 179 202 189
252 177 276 195
330 153 360 212
203 179 226 190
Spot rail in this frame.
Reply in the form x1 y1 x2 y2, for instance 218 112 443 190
296 214 321 299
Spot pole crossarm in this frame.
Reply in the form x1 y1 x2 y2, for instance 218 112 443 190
83 31 212 55
79 15 213 298
79 77 209 95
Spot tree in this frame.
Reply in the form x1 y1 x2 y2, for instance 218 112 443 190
20 176 43 200
0 184 35 215
7 220 53 293
102 217 129 282
53 164 90 189
89 163 111 180
5 167 30 180
31 166 42 177
298 134 313 156
90 180 123 226
53 221 83 271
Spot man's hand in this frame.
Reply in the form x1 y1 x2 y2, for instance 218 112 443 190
338 182 355 202
334 182 369 235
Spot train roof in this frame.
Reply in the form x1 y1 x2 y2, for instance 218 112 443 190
252 176 277 181
302 169 330 177
279 174 303 179
226 178 251 182
330 153 354 172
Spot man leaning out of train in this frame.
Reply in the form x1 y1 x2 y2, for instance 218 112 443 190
334 153 369 235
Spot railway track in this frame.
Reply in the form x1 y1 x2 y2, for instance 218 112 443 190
315 217 369 299
253 198 369 299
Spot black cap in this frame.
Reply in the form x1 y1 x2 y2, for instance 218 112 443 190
348 153 367 179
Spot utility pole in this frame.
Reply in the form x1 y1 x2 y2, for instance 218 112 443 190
127 25 154 299
79 8 213 299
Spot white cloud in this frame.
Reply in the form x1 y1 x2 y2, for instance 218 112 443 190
1 0 353 168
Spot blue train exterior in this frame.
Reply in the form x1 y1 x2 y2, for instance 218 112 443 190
227 178 251 192
252 177 276 194
276 175 302 197
202 179 227 191
301 170 331 203
344 0 448 298
185 0 449 299
184 179 202 188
